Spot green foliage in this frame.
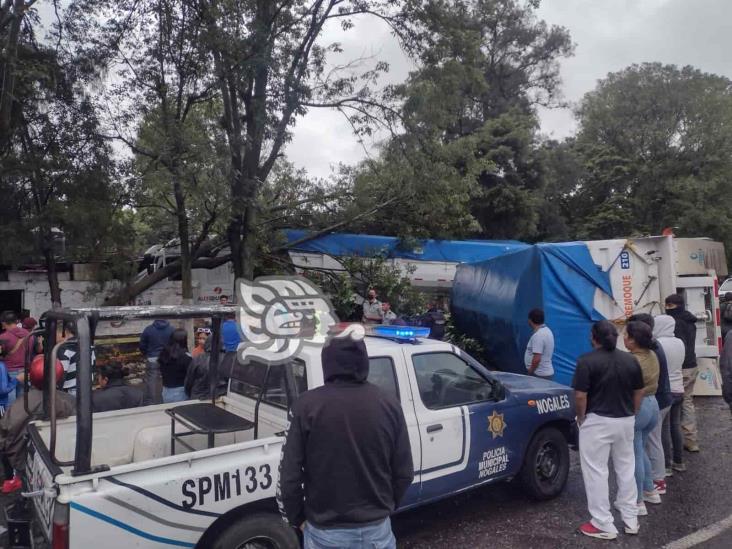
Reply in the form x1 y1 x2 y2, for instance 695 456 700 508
0 10 125 293
347 0 574 241
558 63 732 253
444 313 487 363
343 141 483 240
133 102 229 246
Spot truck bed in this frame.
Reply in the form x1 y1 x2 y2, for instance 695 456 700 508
32 395 287 481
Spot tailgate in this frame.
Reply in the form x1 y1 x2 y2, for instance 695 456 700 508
25 424 61 541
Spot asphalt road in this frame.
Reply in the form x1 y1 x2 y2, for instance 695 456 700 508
392 397 732 549
1 397 729 548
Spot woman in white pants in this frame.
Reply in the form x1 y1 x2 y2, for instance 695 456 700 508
573 320 646 540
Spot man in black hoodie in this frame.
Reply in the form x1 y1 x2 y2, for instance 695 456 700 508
277 332 414 549
664 294 700 452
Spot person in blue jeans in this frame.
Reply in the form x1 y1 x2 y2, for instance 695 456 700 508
624 321 661 516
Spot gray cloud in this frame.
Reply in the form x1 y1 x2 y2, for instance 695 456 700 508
290 0 732 175
37 1 732 177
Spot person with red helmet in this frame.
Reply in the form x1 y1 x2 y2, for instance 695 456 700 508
0 354 75 493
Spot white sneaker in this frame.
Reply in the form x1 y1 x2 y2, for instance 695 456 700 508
625 523 640 535
637 502 648 516
643 490 662 504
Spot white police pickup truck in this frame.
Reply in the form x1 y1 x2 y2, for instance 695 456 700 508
24 305 575 549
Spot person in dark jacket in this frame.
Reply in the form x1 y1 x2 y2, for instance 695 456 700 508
664 294 700 452
92 362 143 413
277 331 414 549
628 313 672 494
721 292 732 340
157 329 192 404
422 301 446 340
719 329 732 417
184 336 226 400
139 319 174 405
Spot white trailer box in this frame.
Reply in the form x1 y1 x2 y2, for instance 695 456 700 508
288 232 728 396
585 236 726 396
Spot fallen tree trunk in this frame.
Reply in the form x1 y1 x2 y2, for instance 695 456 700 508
104 254 231 306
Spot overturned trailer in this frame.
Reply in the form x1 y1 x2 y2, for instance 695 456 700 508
284 229 527 294
451 236 727 392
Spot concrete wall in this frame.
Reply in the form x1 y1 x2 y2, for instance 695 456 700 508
0 262 236 336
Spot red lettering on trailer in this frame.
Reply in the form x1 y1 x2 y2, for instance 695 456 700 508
622 275 634 317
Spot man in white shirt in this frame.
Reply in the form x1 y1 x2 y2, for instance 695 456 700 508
381 302 398 325
524 308 555 381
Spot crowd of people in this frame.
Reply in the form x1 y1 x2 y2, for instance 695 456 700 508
520 297 711 539
138 308 240 406
0 298 243 494
360 288 447 340
0 288 725 546
573 293 704 540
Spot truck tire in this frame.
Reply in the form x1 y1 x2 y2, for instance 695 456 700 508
211 513 300 549
519 426 569 500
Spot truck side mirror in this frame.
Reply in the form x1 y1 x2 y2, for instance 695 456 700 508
491 380 506 401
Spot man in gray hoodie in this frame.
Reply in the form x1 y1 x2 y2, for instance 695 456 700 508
139 319 174 405
653 315 686 474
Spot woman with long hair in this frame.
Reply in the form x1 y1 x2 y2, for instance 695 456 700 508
624 321 661 516
157 329 192 403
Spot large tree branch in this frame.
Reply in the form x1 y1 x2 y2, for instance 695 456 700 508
273 195 400 252
191 206 218 257
266 190 350 213
258 0 332 179
105 244 230 306
0 0 26 144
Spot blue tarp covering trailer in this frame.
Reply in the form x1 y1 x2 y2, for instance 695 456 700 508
451 243 614 386
284 230 528 263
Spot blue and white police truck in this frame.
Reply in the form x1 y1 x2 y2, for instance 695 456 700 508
23 306 575 549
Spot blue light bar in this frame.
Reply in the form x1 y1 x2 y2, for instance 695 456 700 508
371 325 431 340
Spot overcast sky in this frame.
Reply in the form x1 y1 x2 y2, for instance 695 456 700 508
287 0 732 178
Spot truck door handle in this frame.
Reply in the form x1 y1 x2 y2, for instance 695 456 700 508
426 424 443 433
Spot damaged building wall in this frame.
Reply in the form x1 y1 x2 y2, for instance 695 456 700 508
0 262 235 336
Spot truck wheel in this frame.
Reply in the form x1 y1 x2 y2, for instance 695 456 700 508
211 513 300 549
519 426 569 500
